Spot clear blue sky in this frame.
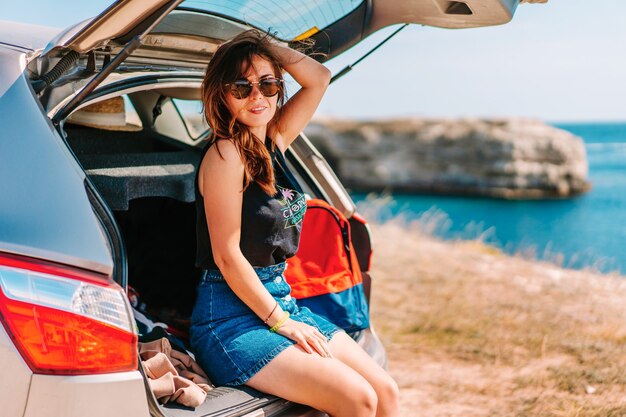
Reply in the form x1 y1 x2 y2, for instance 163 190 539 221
2 1 625 122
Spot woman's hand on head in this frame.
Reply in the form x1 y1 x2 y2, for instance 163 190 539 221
269 40 331 151
276 319 333 358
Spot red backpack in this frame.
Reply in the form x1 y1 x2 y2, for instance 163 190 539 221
285 199 369 332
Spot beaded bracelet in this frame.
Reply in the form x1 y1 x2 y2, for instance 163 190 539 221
263 301 279 324
269 311 290 333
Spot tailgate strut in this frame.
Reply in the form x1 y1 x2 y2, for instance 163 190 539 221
330 23 408 85
51 0 183 127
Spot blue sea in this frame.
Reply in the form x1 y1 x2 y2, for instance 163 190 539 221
351 122 626 274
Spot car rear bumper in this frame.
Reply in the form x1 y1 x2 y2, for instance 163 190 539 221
1 322 150 417
23 370 150 417
0 325 31 417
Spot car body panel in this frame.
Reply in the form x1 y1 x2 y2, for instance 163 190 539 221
40 0 182 57
0 46 113 275
0 326 31 417
0 20 61 52
23 371 150 417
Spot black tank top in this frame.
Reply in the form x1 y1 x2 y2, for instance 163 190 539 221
195 138 306 269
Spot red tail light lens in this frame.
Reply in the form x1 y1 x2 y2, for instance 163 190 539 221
0 253 137 375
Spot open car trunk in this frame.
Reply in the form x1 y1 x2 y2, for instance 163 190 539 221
61 121 298 416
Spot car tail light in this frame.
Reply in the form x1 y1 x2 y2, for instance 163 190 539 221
0 252 137 375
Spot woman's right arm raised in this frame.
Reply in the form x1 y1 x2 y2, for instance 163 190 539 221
199 141 331 358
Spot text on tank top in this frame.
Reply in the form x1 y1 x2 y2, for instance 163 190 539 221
195 138 306 269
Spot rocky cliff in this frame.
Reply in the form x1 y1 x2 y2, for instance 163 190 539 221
303 118 591 199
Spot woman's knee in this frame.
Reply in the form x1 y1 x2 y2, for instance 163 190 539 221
358 382 379 415
376 374 400 412
333 379 378 417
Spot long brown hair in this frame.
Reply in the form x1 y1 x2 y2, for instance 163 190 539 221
201 30 286 196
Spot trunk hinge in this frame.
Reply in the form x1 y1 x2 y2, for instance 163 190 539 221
86 51 97 73
103 46 112 67
51 0 183 127
51 35 144 127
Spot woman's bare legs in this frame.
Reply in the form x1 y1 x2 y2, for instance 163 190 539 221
246 344 377 417
329 332 400 417
245 333 399 417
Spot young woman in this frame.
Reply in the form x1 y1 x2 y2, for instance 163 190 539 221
190 30 399 417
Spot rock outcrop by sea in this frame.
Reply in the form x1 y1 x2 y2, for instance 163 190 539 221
304 118 591 199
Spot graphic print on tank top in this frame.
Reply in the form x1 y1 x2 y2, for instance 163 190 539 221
277 185 306 229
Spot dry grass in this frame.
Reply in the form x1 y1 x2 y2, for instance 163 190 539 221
368 219 626 416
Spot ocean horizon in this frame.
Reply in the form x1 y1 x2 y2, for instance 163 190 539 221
351 121 626 275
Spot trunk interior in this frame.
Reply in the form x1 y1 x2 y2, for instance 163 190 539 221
62 123 291 416
64 124 201 318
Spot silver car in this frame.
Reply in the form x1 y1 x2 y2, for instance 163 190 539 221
0 1 522 416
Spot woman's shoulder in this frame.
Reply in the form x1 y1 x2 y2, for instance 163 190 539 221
203 138 241 160
199 138 244 173
197 138 244 195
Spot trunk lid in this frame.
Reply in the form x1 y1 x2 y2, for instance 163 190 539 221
177 0 523 60
40 0 525 65
40 0 183 59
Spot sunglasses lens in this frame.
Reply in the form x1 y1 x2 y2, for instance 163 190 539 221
229 82 252 99
259 80 281 97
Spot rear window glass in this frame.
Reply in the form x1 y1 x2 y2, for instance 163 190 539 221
65 95 142 131
180 0 364 40
172 98 209 139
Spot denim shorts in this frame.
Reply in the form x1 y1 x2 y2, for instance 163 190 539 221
190 262 342 387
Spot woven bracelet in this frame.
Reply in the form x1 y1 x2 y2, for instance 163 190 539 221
269 311 290 333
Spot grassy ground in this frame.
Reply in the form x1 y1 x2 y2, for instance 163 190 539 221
368 220 626 416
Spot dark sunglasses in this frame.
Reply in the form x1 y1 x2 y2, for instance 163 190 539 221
225 78 283 99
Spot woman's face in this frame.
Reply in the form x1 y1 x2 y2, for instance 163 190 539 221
225 55 279 132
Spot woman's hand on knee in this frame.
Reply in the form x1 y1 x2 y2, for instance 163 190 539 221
277 319 333 358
